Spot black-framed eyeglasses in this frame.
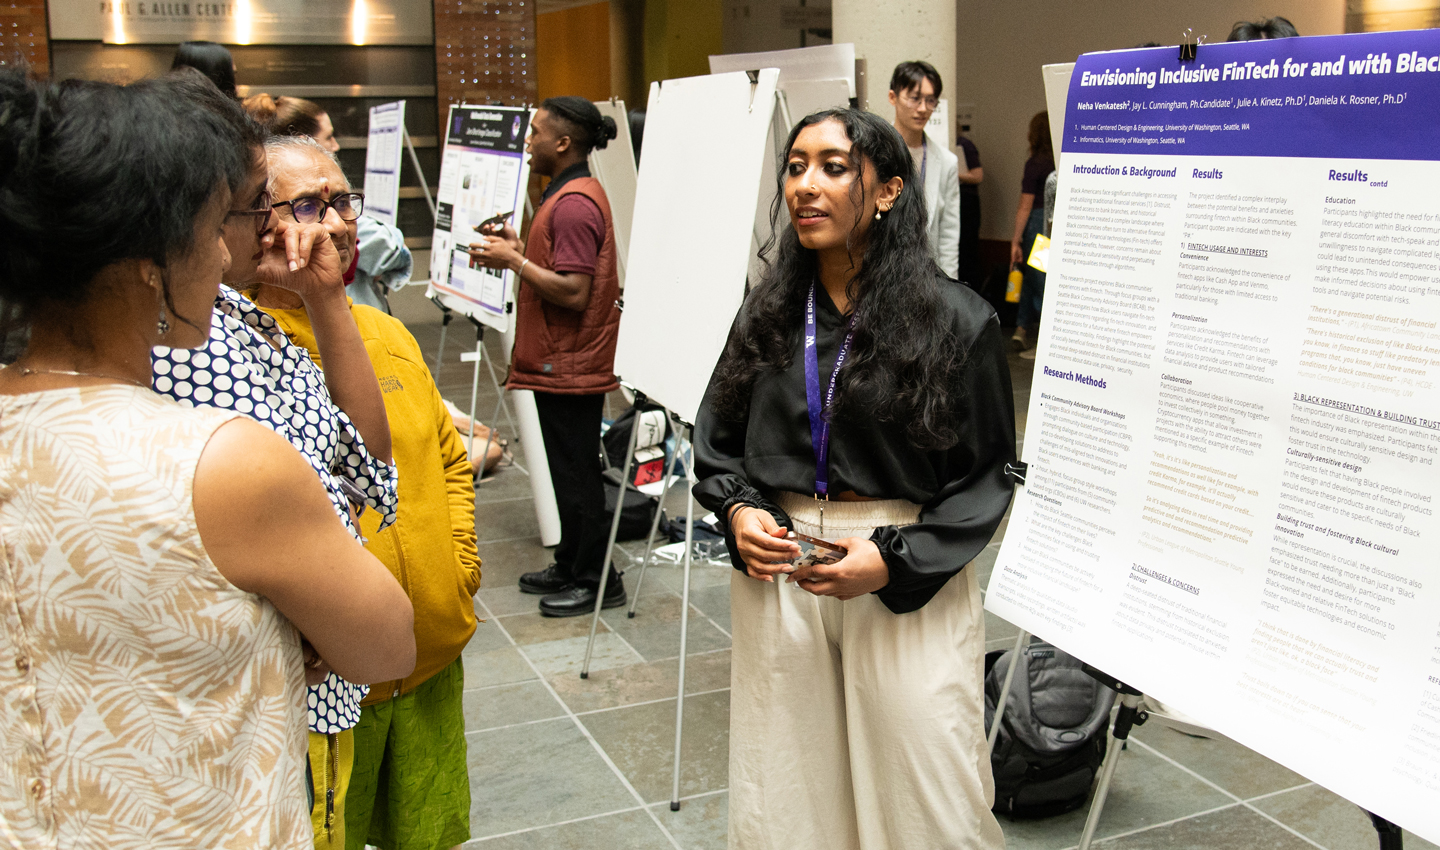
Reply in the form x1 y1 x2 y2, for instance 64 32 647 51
271 192 365 225
226 189 273 236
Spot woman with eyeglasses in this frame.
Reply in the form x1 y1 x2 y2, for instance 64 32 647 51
152 81 405 850
252 134 483 850
245 91 410 314
0 70 414 848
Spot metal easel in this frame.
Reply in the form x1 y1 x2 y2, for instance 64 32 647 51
580 393 698 811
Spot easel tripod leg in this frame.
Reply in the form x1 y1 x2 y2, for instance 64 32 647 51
466 332 483 462
1078 690 1145 850
987 629 1030 753
1369 811 1404 850
670 426 695 811
628 431 683 618
581 422 638 679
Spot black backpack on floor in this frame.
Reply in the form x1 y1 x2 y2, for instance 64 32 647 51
983 641 1116 819
601 467 661 542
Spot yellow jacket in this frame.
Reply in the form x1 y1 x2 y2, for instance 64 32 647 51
263 300 481 704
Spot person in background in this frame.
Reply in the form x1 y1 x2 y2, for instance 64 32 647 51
252 134 481 850
955 121 984 288
349 221 413 313
1228 16 1298 41
888 60 960 279
695 108 1014 849
0 69 414 849
245 93 342 153
159 81 400 850
467 96 624 617
1009 110 1053 354
171 40 237 98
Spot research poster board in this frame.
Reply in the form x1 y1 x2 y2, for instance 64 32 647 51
985 31 1440 842
428 104 533 333
613 69 780 425
363 101 406 227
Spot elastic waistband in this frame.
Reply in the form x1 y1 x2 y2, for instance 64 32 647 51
773 491 921 535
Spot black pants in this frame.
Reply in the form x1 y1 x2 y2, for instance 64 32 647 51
533 391 616 588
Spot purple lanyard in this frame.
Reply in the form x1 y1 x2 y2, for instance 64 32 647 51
804 281 857 498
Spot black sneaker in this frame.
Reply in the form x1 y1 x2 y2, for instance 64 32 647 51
538 580 627 618
519 564 573 595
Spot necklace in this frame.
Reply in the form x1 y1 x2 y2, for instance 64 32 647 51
17 367 149 390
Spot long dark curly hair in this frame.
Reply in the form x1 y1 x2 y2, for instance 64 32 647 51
707 108 969 452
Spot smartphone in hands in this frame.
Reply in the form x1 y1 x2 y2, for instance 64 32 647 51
474 210 514 234
788 531 847 568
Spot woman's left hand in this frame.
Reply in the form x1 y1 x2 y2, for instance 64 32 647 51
787 537 889 601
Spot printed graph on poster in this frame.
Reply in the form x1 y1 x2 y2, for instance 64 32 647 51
428 104 533 333
985 30 1440 844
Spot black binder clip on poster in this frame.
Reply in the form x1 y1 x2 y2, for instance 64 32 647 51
1178 28 1205 62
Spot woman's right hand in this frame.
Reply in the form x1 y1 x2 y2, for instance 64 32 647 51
729 505 801 582
1010 241 1024 266
257 221 347 305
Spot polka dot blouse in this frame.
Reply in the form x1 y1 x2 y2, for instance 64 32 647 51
152 285 400 733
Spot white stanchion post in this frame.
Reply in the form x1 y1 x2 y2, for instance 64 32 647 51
509 389 560 546
501 318 560 545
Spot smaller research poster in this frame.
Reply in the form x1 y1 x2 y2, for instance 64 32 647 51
429 104 533 332
363 101 406 227
986 30 1440 842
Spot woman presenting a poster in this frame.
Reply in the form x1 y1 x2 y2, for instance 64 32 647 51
693 108 1016 850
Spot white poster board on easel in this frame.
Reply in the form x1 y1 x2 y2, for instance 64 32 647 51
427 103 534 334
709 47 853 294
589 99 638 291
739 77 850 289
708 43 855 98
363 100 406 226
614 69 780 425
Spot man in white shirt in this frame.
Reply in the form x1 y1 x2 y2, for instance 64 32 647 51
888 60 961 279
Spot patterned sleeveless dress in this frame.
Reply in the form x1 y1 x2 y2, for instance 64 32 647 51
0 385 310 849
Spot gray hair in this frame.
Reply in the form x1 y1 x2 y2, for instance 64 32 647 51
263 133 340 165
263 134 348 191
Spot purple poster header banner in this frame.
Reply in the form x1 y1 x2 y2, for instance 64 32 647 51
1063 29 1440 161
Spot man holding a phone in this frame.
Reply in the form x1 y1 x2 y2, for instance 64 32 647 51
467 96 624 617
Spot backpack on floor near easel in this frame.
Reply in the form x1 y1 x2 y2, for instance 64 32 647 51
983 641 1116 818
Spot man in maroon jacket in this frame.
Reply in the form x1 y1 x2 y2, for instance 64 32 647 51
468 96 624 616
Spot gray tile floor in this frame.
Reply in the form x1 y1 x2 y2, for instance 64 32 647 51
387 287 1433 850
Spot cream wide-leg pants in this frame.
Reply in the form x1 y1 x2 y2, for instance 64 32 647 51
728 493 1004 850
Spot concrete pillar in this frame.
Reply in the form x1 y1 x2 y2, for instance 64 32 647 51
833 0 955 122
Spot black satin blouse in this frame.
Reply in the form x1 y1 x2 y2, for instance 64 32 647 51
692 277 1017 614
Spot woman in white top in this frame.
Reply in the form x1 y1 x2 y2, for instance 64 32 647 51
0 71 415 849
